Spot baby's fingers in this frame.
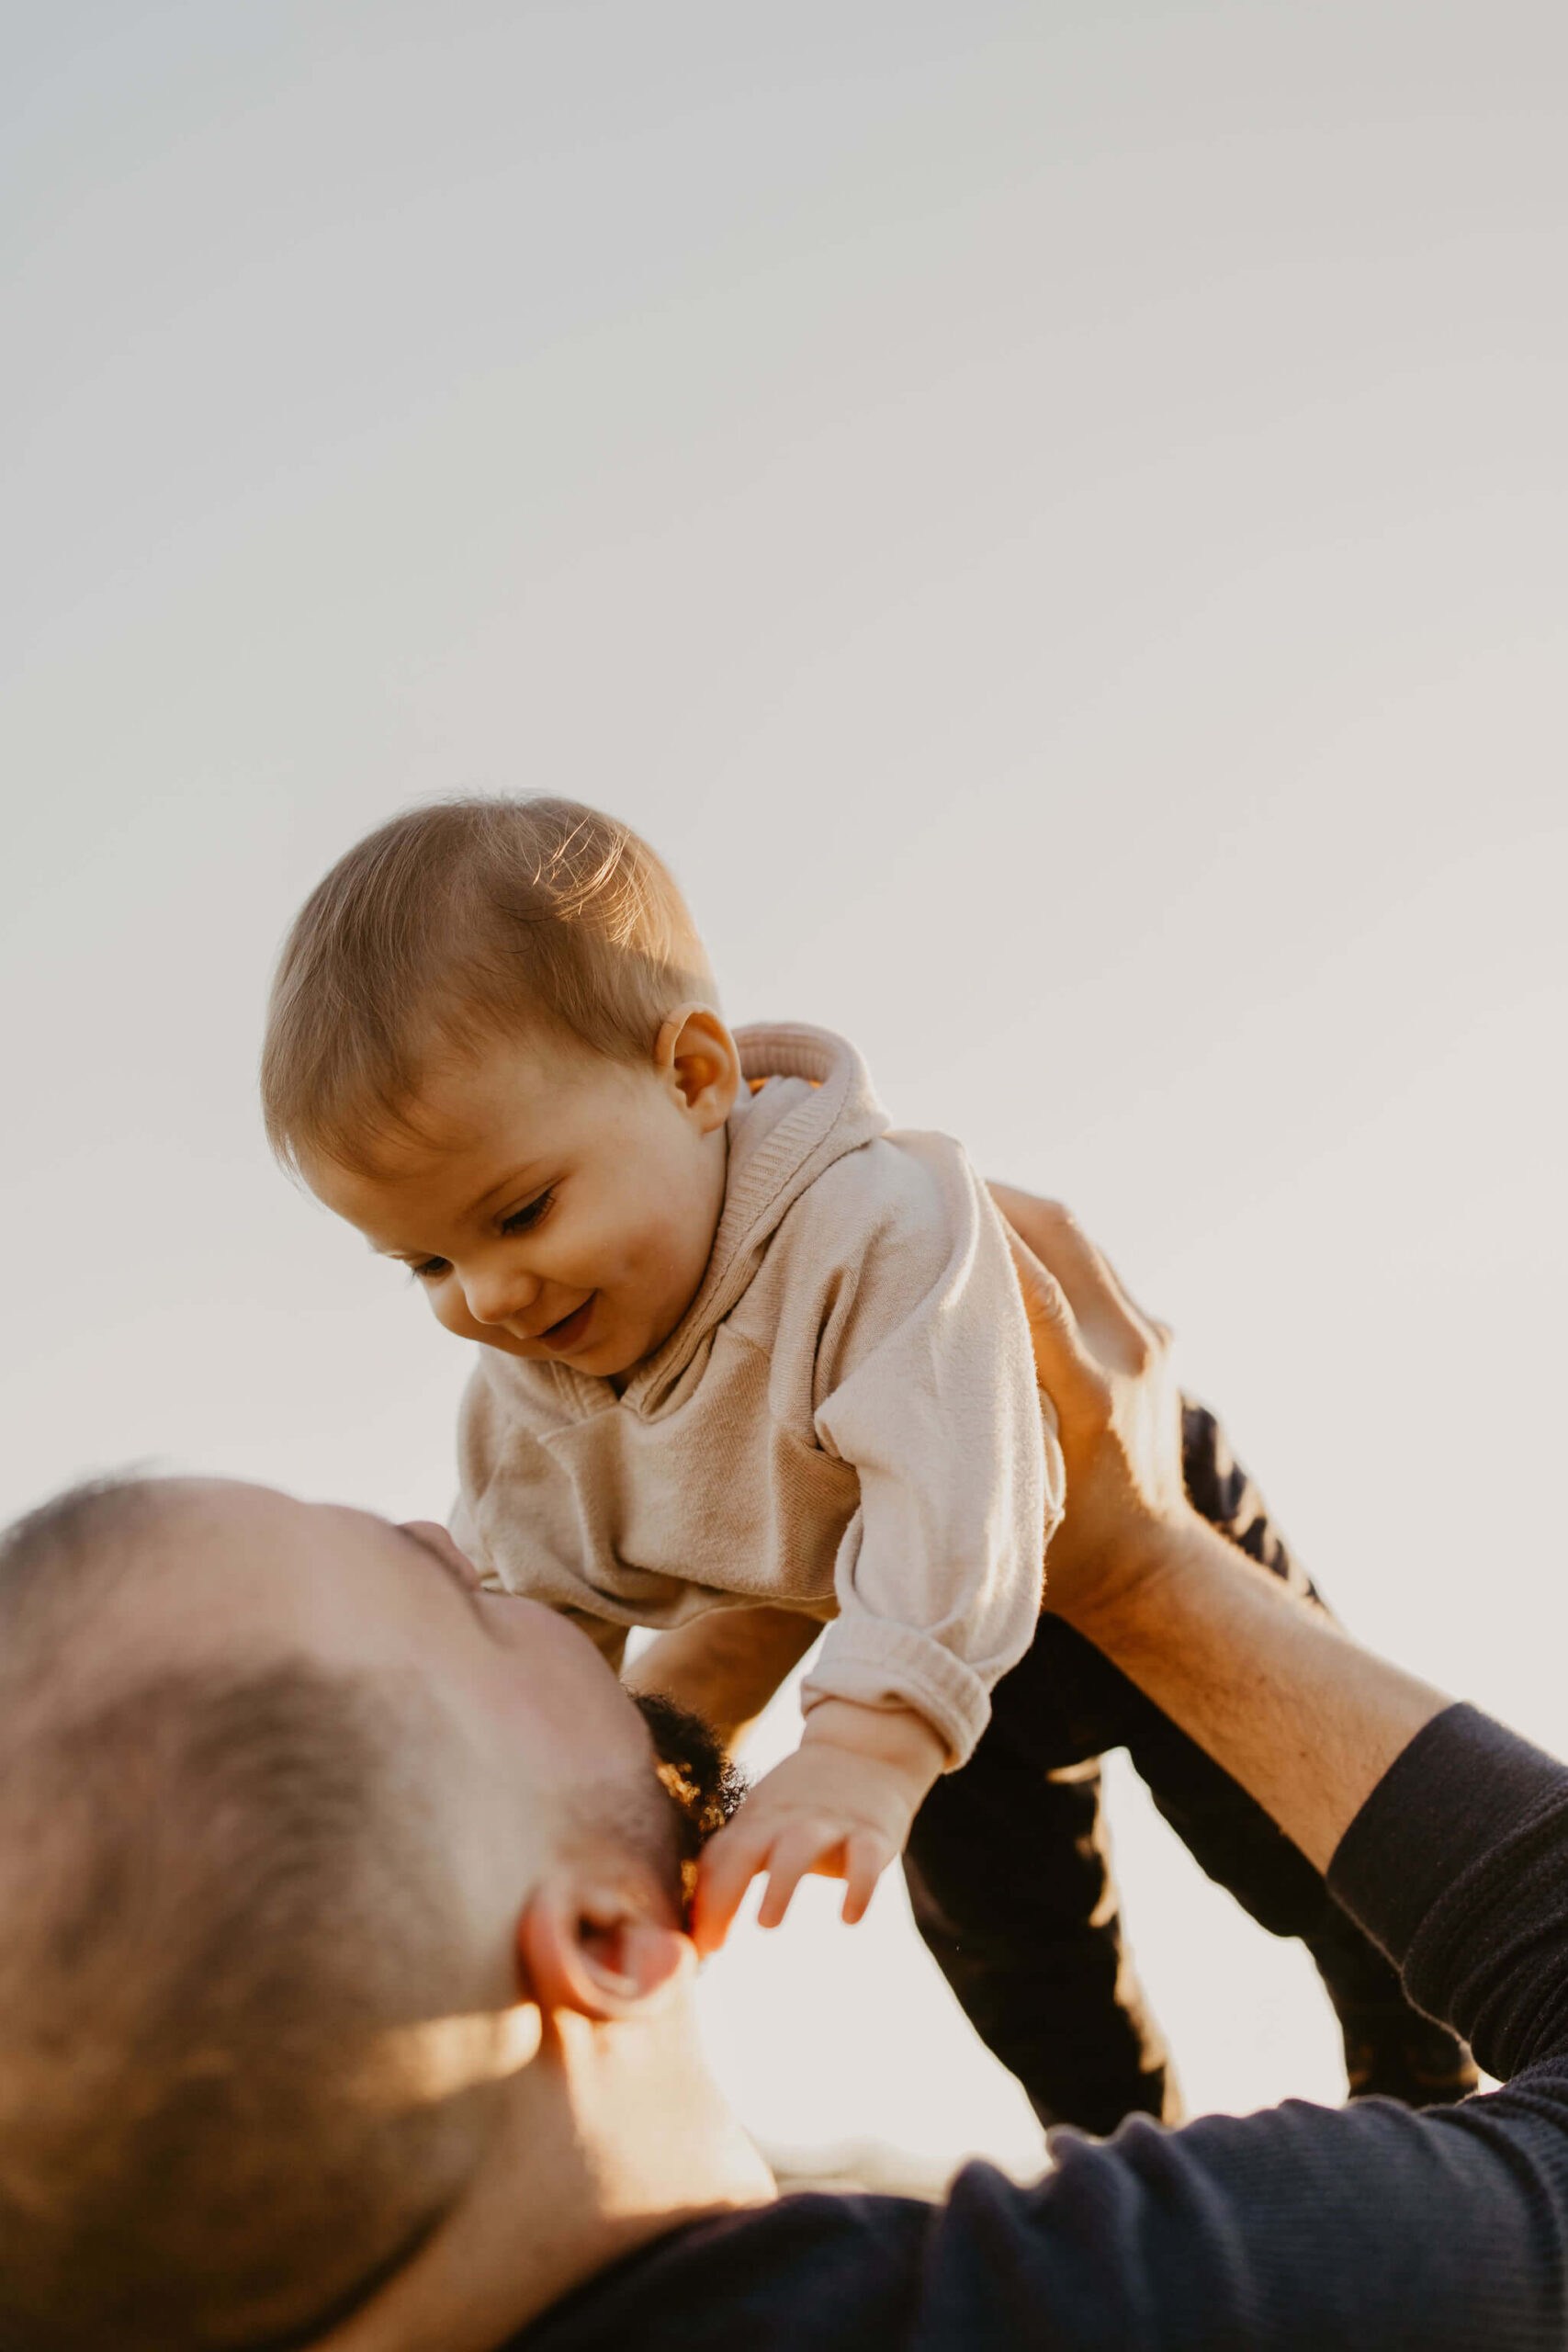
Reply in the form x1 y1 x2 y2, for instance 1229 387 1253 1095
755 1817 846 1930
838 1829 892 1926
691 1812 780 1957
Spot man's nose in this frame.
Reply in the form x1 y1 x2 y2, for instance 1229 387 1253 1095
462 1262 543 1328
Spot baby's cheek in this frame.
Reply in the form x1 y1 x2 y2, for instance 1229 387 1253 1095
656 1224 715 1332
432 1286 478 1340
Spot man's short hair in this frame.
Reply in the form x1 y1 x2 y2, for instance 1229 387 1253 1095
260 796 715 1176
0 1480 499 2351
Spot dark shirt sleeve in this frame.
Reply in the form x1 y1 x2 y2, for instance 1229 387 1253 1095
520 1705 1568 2351
1329 1703 1568 2085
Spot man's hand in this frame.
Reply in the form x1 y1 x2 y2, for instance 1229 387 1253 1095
691 1700 946 1957
988 1184 1450 1870
988 1184 1194 1642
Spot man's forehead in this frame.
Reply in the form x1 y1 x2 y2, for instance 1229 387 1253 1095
167 1475 360 1553
92 1481 438 1670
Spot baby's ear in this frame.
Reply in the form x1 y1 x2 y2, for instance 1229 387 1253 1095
654 1006 740 1132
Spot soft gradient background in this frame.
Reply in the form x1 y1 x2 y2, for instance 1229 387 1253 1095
4 1 1565 2173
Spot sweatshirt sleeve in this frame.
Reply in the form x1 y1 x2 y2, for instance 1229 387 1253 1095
799 1133 1064 1766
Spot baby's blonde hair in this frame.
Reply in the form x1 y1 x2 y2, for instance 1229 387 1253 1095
261 797 714 1175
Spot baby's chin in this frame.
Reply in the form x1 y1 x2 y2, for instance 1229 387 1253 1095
469 1291 692 1388
575 1316 689 1384
474 1327 636 1375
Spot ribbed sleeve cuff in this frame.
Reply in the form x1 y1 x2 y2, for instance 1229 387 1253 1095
1327 1702 1551 1964
800 1622 993 1768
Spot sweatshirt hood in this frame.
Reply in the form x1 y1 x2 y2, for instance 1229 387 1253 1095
621 1023 889 1415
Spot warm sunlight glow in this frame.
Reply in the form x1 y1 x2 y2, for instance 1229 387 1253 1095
369 2006 545 2109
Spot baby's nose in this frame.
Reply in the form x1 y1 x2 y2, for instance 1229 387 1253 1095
464 1265 542 1327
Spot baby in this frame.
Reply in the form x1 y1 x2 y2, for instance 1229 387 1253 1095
263 795 1060 1947
261 796 1475 2130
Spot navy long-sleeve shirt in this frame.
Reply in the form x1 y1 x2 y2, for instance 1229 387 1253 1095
512 1705 1568 2348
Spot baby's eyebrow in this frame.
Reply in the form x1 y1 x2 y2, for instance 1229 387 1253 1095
458 1163 550 1221
358 1165 553 1258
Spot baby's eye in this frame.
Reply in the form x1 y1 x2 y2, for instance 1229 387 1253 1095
408 1257 450 1283
501 1189 555 1237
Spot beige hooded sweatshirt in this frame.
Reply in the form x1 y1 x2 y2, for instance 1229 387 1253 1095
451 1023 1063 1765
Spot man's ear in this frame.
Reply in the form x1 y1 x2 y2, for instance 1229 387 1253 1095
652 1005 740 1134
515 1871 692 2023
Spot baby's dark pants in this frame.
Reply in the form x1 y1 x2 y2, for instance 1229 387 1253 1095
902 1403 1476 2135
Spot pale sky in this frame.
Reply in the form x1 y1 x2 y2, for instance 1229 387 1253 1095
4 0 1566 2171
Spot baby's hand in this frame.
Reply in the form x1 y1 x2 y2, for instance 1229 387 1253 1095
691 1701 946 1957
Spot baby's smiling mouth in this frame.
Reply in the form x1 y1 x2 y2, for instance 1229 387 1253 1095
534 1295 596 1353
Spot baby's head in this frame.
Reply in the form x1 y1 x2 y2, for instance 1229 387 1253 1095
262 798 739 1381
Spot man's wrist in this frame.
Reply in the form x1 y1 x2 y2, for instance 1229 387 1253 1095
1045 1505 1450 1870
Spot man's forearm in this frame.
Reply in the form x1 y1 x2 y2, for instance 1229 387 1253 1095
1065 1512 1450 1871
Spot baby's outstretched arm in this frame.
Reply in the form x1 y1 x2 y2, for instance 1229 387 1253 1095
690 1699 947 1955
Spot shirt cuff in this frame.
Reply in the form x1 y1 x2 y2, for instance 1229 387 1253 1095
1327 1702 1551 1963
801 1621 993 1768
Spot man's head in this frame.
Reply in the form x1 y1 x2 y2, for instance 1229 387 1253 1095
261 798 740 1380
0 1476 739 2351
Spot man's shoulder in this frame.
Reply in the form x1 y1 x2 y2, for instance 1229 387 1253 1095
507 2191 931 2351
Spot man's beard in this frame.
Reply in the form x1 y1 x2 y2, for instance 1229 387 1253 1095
632 1691 749 1922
